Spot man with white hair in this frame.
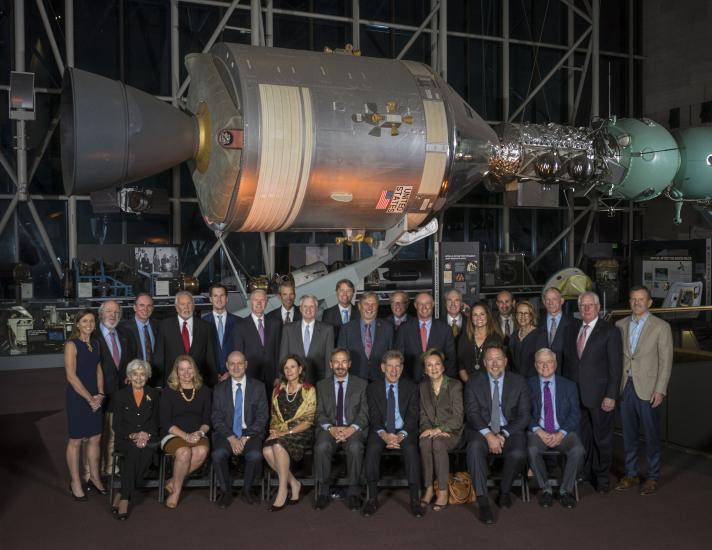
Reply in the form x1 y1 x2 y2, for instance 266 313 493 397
154 290 217 387
94 300 136 477
562 291 622 494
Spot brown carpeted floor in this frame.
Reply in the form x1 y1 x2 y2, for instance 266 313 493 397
1 368 710 550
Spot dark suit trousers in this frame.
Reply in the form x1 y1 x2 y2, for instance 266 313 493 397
211 436 264 494
466 431 527 496
115 439 156 500
314 430 365 496
527 431 585 495
365 432 420 501
419 434 459 488
621 380 662 480
579 404 614 487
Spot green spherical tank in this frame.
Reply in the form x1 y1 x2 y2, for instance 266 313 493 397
671 127 712 200
598 118 680 201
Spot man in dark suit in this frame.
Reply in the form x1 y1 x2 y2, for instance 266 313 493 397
279 294 334 384
562 291 622 493
314 348 369 511
203 283 240 383
154 291 217 387
321 278 360 343
535 287 572 368
118 293 158 370
233 289 280 389
382 290 410 334
395 292 456 382
265 280 301 326
493 290 518 344
363 350 423 518
527 347 584 509
465 343 530 524
337 291 394 381
95 300 137 476
211 351 269 509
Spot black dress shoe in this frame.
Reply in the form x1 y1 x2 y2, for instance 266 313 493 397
362 499 377 517
86 480 108 496
217 492 233 510
268 501 286 512
538 492 553 508
409 501 424 518
496 493 513 509
560 492 577 509
596 484 611 494
478 504 495 525
69 484 88 502
347 495 361 512
314 494 330 510
289 482 302 505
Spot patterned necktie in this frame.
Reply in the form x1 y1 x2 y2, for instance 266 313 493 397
182 320 190 353
548 317 557 345
143 323 152 362
303 324 311 356
576 324 589 358
386 384 396 433
364 323 373 358
110 331 120 368
420 322 428 352
217 315 224 347
233 382 243 438
504 319 512 337
342 309 349 324
257 317 265 345
451 319 459 337
336 380 345 426
285 311 291 324
543 381 555 433
491 379 501 434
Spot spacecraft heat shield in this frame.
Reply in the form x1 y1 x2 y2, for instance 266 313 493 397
60 67 198 195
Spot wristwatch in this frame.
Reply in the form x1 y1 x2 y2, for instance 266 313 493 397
289 429 293 435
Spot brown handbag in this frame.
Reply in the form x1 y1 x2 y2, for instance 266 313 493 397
434 471 477 504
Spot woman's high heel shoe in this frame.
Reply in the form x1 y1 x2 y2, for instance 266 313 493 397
69 483 88 502
86 479 108 496
269 501 286 512
288 482 302 505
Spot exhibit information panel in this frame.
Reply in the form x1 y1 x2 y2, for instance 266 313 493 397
641 256 693 299
439 242 480 316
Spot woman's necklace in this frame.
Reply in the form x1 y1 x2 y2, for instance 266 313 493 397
179 386 196 402
285 384 300 403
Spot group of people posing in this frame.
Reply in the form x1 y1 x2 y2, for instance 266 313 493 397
63 279 672 525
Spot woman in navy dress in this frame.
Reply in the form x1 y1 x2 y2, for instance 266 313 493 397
65 309 106 501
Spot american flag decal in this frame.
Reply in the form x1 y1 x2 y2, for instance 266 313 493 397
375 190 393 210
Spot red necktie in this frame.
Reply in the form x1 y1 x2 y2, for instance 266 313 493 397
182 320 190 353
420 322 428 352
576 324 589 358
110 331 120 368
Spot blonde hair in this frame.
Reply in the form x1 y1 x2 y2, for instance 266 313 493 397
167 354 203 391
516 300 538 328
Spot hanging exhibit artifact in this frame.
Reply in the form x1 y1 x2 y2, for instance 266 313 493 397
61 44 712 235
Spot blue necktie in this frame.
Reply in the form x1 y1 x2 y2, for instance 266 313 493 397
233 382 243 438
217 315 224 347
342 309 349 324
303 324 311 356
386 384 396 433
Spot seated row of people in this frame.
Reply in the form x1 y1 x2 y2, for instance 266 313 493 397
96 341 584 525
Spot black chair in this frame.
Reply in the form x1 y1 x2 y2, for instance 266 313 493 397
209 455 266 503
158 452 214 503
536 449 580 501
109 450 161 505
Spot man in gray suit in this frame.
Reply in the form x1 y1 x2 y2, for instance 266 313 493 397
279 294 334 384
314 348 369 511
614 285 673 496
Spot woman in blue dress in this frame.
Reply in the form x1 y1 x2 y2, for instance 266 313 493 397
65 309 106 501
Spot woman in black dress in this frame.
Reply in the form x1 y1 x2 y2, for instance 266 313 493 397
509 300 539 378
457 302 503 382
111 359 159 520
262 354 316 511
65 309 106 501
160 355 211 509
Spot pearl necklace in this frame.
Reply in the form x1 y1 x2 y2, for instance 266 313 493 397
179 386 196 402
285 384 301 403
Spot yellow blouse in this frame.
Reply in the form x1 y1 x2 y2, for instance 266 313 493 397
269 384 316 432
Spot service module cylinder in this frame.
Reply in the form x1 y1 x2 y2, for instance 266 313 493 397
186 43 496 232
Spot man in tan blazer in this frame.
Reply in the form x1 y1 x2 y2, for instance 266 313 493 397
614 285 673 495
